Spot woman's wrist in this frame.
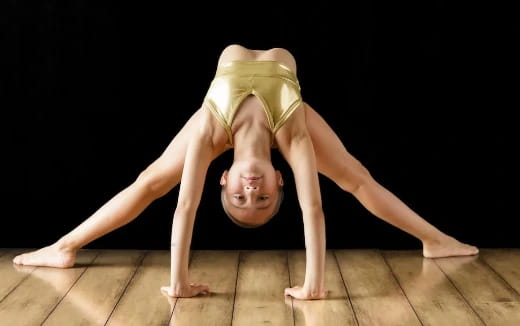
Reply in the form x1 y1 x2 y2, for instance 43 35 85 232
303 278 325 292
170 263 189 285
170 276 189 288
163 282 189 297
297 280 326 299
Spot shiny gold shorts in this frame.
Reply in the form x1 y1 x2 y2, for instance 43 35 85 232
203 60 302 146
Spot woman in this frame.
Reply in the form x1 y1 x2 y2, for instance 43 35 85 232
13 44 478 300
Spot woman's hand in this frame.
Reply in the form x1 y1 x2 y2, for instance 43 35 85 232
284 285 328 300
161 283 210 298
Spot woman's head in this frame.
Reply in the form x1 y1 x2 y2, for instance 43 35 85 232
220 159 284 228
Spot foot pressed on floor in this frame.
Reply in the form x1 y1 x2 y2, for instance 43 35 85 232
12 244 76 268
422 235 479 258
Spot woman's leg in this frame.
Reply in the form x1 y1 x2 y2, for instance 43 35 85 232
13 107 207 267
304 102 478 258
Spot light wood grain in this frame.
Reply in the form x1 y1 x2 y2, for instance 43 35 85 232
232 250 293 326
106 250 172 326
435 254 520 326
2 248 520 325
383 250 484 326
171 250 239 326
0 249 37 302
480 248 520 294
288 250 357 326
335 249 421 326
42 250 144 326
0 250 98 326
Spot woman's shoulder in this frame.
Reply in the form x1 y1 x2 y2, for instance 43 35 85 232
195 106 232 151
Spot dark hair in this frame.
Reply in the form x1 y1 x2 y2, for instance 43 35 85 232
221 186 284 228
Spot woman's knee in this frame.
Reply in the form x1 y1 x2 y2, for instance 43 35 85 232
135 167 176 199
337 162 374 194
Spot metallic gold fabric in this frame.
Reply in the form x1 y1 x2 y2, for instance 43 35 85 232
203 60 302 146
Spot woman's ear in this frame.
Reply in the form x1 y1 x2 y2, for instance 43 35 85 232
220 170 229 186
275 170 284 186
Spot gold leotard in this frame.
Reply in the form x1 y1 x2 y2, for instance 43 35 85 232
203 60 303 146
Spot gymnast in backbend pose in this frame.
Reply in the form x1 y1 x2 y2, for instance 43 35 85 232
13 44 478 300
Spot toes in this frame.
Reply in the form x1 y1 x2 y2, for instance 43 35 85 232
160 286 169 293
196 284 209 294
13 255 22 265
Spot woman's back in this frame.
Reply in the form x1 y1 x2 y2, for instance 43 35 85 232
216 44 298 74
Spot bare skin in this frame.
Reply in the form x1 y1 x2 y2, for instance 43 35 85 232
13 44 478 300
302 102 478 260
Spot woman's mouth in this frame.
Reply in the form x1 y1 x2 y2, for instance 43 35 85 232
244 176 262 181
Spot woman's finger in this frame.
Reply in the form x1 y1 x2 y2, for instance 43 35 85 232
160 286 172 296
284 287 302 298
192 284 210 296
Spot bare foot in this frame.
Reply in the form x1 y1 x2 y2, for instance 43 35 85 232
423 235 479 258
12 244 76 268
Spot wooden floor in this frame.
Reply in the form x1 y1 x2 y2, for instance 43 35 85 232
0 249 519 326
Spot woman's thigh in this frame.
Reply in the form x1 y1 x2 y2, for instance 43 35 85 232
138 107 207 190
304 102 369 192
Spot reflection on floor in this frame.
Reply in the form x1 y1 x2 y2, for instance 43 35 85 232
0 248 519 325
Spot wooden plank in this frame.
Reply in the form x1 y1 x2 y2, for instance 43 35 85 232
0 249 37 302
171 250 239 326
106 250 172 326
0 250 98 326
288 250 357 326
435 254 520 326
480 248 520 294
335 249 421 326
383 250 483 326
232 250 293 326
42 250 144 326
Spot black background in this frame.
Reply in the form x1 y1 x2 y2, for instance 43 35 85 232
1 1 517 251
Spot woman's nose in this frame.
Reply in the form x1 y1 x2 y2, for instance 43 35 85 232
245 185 258 191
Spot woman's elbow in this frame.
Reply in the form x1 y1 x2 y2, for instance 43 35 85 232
302 203 324 219
174 200 198 218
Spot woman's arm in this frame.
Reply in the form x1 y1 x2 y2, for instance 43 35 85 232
161 124 214 298
277 109 327 300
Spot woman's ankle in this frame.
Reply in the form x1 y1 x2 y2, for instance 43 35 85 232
55 237 79 253
422 233 451 247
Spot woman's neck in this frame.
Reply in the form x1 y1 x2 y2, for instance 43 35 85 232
232 124 272 162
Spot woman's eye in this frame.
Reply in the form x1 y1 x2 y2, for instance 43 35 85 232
260 196 269 201
234 195 244 200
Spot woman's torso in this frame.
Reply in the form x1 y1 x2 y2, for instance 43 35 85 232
206 44 302 150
